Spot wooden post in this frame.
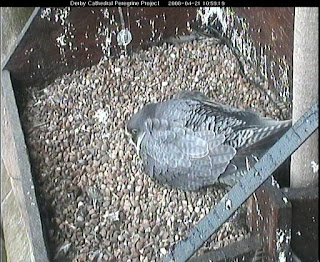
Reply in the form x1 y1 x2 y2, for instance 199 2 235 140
291 7 319 188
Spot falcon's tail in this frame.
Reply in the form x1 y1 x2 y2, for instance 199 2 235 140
241 119 292 151
218 119 291 187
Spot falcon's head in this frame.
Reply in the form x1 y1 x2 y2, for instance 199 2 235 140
126 103 157 153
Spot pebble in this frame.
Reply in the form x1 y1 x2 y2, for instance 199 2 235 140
152 225 160 235
76 216 84 222
135 185 142 193
160 248 167 255
118 234 124 242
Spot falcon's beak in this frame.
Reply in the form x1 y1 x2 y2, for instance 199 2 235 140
135 131 146 155
124 127 145 155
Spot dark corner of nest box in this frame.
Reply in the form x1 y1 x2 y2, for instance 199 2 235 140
247 177 292 261
282 185 319 262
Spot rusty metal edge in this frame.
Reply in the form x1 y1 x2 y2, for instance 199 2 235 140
1 70 49 262
1 7 40 71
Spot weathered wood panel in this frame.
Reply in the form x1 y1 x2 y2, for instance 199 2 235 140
247 177 292 261
1 70 49 262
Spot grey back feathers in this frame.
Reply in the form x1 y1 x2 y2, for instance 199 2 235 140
127 91 291 191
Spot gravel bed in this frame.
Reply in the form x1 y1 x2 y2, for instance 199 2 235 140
22 37 290 261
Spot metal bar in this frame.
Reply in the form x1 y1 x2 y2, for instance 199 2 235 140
162 102 319 262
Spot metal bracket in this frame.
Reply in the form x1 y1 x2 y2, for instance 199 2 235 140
117 7 132 54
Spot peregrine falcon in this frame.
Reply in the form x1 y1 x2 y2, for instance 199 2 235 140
127 91 291 191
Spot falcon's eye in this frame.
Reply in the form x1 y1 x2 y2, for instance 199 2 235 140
132 129 138 135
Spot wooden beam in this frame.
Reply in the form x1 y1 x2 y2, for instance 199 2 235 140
1 70 49 262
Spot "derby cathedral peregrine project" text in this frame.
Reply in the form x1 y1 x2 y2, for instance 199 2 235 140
70 1 160 7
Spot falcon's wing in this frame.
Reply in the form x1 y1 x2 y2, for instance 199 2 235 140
162 91 291 151
141 118 236 190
